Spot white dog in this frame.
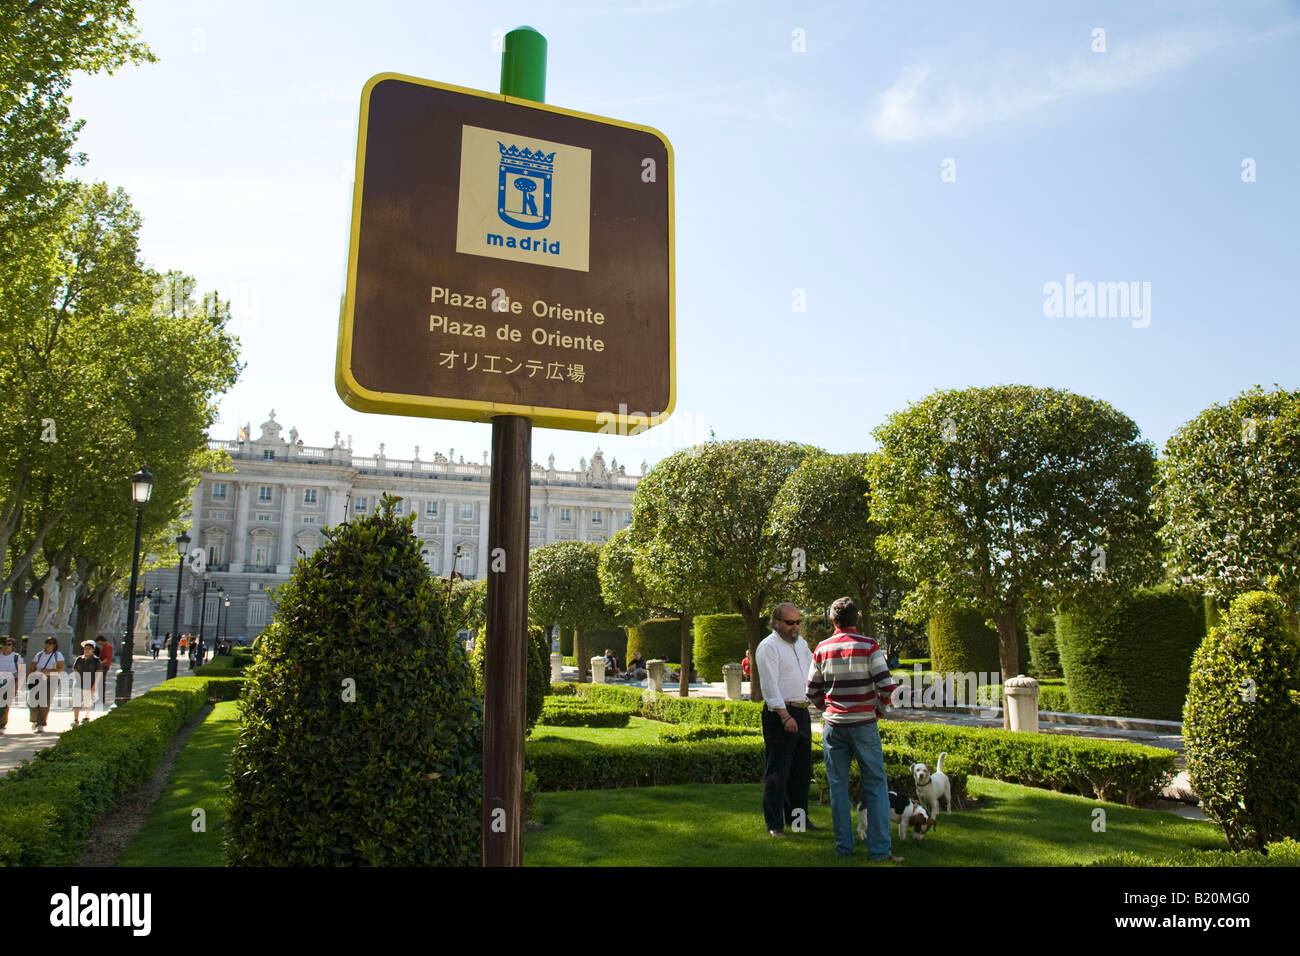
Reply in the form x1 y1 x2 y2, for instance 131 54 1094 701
911 753 952 818
856 790 936 842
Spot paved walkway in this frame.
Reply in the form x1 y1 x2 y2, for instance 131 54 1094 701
0 656 187 775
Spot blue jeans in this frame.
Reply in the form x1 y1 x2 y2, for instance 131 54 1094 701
822 720 891 858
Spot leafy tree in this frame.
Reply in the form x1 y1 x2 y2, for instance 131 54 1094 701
599 525 695 695
228 497 481 865
528 540 616 683
867 385 1162 686
1 186 240 638
0 0 153 279
628 440 819 702
1155 385 1300 631
769 452 897 638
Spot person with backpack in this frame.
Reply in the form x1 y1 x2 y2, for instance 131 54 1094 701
0 638 23 732
28 637 65 733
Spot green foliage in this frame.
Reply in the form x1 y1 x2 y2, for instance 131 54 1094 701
227 498 481 865
658 724 765 743
528 540 618 682
549 681 578 696
625 618 682 662
446 577 487 637
1056 588 1205 720
566 682 766 727
1027 620 1063 679
1089 843 1300 867
877 720 1176 805
768 452 897 635
975 682 1073 713
539 697 633 728
470 624 549 735
1155 385 1300 616
868 385 1162 678
527 736 772 790
692 613 749 680
586 626 627 664
927 607 1026 676
0 674 221 866
1184 591 1300 851
627 439 822 701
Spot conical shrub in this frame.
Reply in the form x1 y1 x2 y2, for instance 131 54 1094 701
227 496 481 865
1184 591 1300 852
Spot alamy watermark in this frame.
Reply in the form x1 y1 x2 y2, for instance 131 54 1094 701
1043 274 1151 328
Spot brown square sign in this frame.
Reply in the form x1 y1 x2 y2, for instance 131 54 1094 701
336 74 674 433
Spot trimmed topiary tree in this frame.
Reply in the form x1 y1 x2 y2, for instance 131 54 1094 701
470 624 549 735
1057 587 1204 720
227 496 481 865
1185 591 1300 852
693 613 749 681
586 626 628 666
626 618 681 663
1027 612 1063 679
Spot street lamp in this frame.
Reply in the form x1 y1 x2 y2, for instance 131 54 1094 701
115 466 154 705
221 594 231 653
170 531 190 680
210 586 224 664
194 569 210 671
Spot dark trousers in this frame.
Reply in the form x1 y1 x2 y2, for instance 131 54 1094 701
761 706 812 832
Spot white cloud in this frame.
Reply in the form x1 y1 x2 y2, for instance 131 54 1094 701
868 28 1257 142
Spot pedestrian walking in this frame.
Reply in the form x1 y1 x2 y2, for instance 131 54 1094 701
72 641 102 726
95 635 113 707
27 638 65 733
0 638 23 732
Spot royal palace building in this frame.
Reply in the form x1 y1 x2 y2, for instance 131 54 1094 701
130 411 642 643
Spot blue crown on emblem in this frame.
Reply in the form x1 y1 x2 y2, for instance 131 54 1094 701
498 142 556 175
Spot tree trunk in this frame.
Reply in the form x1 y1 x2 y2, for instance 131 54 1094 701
995 604 1020 729
678 615 693 697
856 574 877 641
739 604 765 703
575 625 588 683
7 585 26 651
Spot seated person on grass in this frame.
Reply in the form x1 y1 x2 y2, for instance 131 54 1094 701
603 649 621 678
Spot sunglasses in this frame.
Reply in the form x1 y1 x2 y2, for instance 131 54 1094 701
780 618 801 626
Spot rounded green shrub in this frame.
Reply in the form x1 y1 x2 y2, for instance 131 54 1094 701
470 624 549 735
1027 627 1062 679
693 613 748 681
626 618 682 663
227 497 481 865
559 627 573 657
1185 591 1300 852
1057 587 1204 720
927 608 1026 678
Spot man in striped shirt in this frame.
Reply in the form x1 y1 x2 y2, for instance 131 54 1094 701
806 596 901 861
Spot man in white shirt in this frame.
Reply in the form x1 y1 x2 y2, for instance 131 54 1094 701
756 602 815 836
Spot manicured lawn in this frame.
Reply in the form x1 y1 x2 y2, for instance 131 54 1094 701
118 700 241 867
523 777 1228 866
530 716 673 746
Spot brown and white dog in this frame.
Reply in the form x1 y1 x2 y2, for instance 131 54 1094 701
911 753 952 818
856 790 936 842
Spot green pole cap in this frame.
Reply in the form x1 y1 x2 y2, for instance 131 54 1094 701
500 26 547 103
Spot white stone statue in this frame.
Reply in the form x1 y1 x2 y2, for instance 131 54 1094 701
134 597 153 639
55 570 78 629
32 576 59 628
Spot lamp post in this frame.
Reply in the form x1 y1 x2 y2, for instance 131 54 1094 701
115 467 154 705
194 570 210 671
210 586 224 664
221 594 230 653
170 531 190 680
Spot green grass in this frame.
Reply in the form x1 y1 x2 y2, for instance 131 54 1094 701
118 700 241 867
529 716 671 746
523 777 1228 866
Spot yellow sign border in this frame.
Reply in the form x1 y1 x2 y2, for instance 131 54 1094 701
335 72 675 433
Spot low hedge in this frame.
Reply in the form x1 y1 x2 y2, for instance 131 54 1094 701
539 698 633 728
549 682 578 696
625 618 683 663
692 613 748 681
566 682 768 729
527 737 771 790
812 747 971 809
974 683 1073 713
0 675 234 866
877 720 1175 806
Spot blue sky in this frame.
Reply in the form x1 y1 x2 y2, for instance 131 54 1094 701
67 0 1299 471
